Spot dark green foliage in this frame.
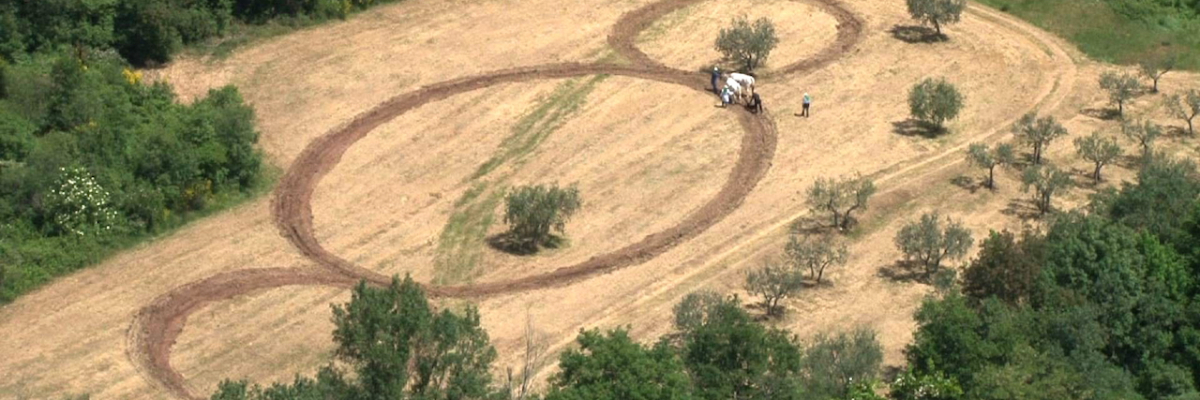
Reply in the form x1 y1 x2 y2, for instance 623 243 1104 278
0 0 389 67
331 276 498 399
714 17 778 71
906 190 1200 400
908 78 964 132
962 230 1044 305
545 329 693 400
213 284 891 400
211 276 500 400
503 183 581 252
1108 154 1200 246
674 297 805 400
0 53 262 302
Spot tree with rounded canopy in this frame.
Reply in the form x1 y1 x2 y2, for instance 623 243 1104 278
965 142 1015 190
806 174 876 231
1139 54 1176 93
784 233 847 284
211 275 503 400
1021 164 1072 216
1165 89 1200 136
1121 118 1162 160
1011 112 1067 165
1074 131 1122 182
745 259 804 317
504 183 581 252
545 328 693 400
715 17 778 71
905 0 967 36
909 77 964 133
1099 71 1140 117
894 211 974 277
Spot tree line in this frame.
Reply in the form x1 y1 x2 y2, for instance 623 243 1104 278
212 276 888 400
0 0 406 66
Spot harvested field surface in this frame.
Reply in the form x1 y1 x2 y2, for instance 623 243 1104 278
3 0 1200 398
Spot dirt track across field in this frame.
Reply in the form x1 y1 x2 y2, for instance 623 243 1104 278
126 0 865 398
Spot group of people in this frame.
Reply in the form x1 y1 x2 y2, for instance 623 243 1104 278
710 67 812 117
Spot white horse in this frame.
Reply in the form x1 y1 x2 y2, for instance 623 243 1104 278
724 79 743 103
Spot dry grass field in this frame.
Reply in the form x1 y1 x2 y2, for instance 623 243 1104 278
1 0 1199 398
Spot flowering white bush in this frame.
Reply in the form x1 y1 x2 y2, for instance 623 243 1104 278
44 167 120 236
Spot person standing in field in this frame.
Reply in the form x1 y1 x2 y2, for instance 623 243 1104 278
711 67 721 94
801 92 812 117
751 92 763 114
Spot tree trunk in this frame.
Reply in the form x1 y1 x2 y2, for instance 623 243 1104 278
1187 117 1194 136
1118 101 1124 117
1094 162 1103 182
933 18 941 35
987 165 996 189
1033 143 1042 164
1153 77 1160 93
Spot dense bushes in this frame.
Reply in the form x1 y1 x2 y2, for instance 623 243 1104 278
0 0 397 66
901 155 1200 400
0 52 263 302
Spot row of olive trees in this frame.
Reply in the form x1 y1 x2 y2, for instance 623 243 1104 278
744 175 879 317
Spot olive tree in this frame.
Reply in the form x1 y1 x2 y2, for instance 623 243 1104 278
806 174 877 231
504 184 581 252
1021 164 1072 215
744 260 804 317
784 233 848 284
1074 132 1122 182
1121 119 1162 160
1165 89 1200 136
905 0 967 36
894 212 974 277
1138 55 1176 93
1099 71 1140 117
1011 112 1068 165
715 17 778 71
965 142 1015 190
908 78 964 132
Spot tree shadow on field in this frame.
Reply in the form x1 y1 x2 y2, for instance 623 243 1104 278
951 175 981 193
1081 107 1120 121
486 232 566 256
877 260 929 284
888 25 947 44
892 119 943 138
1001 198 1042 221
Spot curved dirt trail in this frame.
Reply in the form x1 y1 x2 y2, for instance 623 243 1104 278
128 0 867 397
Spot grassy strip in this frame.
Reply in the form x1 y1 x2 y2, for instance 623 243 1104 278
975 0 1200 69
432 76 606 284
